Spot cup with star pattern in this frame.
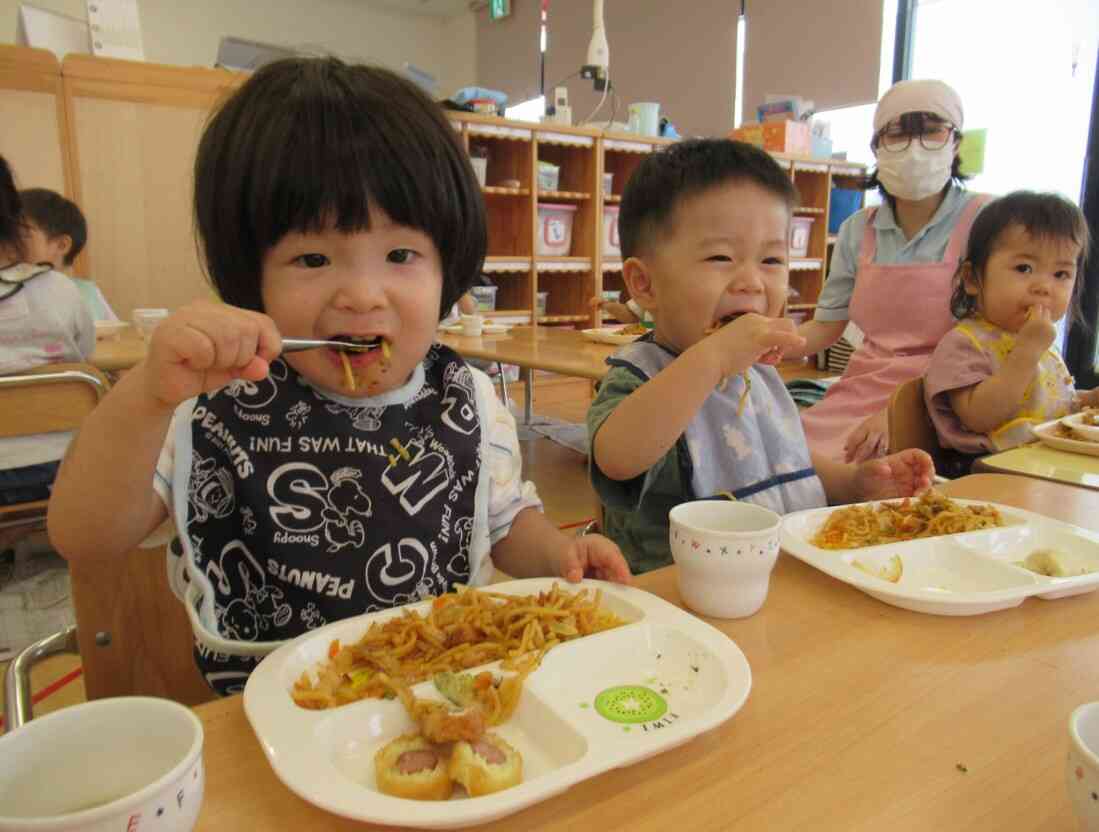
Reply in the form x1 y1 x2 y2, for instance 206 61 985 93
669 500 781 619
1068 701 1099 830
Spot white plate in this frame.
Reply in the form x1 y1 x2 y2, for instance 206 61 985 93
438 323 511 335
244 578 751 829
1033 419 1099 458
93 320 130 340
781 500 1099 616
580 328 644 346
1059 412 1099 443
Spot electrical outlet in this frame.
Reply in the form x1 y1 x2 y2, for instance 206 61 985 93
580 64 599 80
594 77 611 92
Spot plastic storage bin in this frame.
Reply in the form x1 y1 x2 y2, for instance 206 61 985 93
536 203 577 256
536 291 549 318
603 205 621 257
789 217 814 258
829 187 862 234
537 161 560 191
470 285 498 312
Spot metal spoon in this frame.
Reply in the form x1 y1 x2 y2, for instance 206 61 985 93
281 338 381 353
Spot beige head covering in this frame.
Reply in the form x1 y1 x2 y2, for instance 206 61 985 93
873 79 964 133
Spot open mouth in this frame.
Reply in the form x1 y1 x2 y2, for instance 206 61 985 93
707 312 749 333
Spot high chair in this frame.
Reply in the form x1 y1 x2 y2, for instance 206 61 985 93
886 376 947 469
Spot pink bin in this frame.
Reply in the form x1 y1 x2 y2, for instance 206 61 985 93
537 203 578 256
603 205 621 257
789 216 814 258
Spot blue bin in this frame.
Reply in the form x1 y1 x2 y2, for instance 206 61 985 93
829 187 862 234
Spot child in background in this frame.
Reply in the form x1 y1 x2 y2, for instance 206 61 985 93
19 188 118 322
49 58 630 695
587 140 934 573
588 293 651 325
0 158 95 507
925 191 1097 475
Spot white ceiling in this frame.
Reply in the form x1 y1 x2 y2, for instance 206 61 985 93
365 0 475 17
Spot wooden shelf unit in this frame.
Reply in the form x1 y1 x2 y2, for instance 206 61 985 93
451 112 676 328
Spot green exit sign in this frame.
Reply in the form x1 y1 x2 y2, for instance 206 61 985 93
490 0 511 20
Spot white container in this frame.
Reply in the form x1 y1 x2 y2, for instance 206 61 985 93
93 320 130 341
460 313 484 336
603 172 614 197
536 290 549 318
1068 702 1099 831
536 203 577 256
601 289 621 303
470 156 487 188
628 102 660 136
537 161 560 192
243 577 753 829
603 205 621 257
789 216 815 258
0 696 204 832
669 501 781 619
470 285 498 312
132 307 169 341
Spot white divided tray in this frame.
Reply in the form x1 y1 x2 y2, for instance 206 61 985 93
1034 418 1099 457
580 327 644 346
243 578 751 829
781 500 1099 616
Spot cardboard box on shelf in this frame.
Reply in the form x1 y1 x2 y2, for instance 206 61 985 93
732 121 811 155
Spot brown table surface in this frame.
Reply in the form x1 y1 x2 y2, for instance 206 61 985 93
95 325 828 383
974 443 1099 492
191 474 1099 831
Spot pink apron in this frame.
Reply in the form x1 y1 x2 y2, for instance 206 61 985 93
801 195 989 461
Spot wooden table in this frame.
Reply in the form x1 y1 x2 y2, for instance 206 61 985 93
975 443 1099 491
90 329 147 373
191 474 1099 831
438 327 827 423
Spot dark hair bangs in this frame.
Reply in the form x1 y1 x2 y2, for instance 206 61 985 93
195 58 486 315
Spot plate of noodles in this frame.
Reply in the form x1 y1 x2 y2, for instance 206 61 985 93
243 579 752 828
780 490 1099 616
1033 415 1099 457
580 325 647 346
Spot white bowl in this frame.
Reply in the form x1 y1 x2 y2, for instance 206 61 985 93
1068 702 1099 830
0 696 204 831
131 308 169 340
93 320 130 341
669 501 781 619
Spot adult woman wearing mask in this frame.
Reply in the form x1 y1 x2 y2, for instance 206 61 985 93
791 79 989 463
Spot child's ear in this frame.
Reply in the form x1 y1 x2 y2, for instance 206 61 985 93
960 262 980 296
622 257 656 310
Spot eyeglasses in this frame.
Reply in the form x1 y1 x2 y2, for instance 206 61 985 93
877 122 957 152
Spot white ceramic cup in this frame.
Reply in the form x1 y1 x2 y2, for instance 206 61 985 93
0 696 205 832
1068 702 1099 830
461 313 484 336
669 500 781 619
131 308 169 341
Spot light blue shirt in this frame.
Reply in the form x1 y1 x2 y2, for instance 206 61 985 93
815 185 983 322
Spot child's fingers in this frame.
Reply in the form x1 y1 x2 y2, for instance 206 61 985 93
246 311 283 362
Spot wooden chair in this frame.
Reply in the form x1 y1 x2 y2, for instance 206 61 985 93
886 377 946 467
0 363 109 538
1 365 214 730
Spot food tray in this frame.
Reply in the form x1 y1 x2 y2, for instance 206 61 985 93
781 500 1099 616
1061 412 1099 442
437 323 511 335
1034 417 1099 456
243 578 751 828
580 327 643 346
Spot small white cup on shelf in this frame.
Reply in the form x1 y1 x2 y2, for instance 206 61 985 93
669 500 781 619
461 313 484 336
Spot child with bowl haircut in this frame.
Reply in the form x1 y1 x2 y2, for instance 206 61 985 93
49 58 630 695
587 140 935 573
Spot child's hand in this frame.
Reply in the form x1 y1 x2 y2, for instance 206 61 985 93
1015 306 1057 359
142 300 282 409
555 533 632 585
844 409 888 463
853 449 935 501
700 313 806 380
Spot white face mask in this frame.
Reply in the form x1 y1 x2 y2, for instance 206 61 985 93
874 143 954 201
